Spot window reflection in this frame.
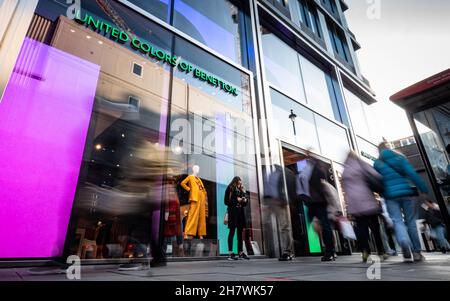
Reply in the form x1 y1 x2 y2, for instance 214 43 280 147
344 87 371 140
270 89 320 152
173 0 243 64
261 28 306 103
414 105 450 214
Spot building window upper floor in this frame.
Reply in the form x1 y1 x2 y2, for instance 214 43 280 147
127 0 251 66
260 26 348 123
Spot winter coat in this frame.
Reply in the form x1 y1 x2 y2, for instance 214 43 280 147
308 159 329 205
343 155 383 217
224 186 247 229
264 165 298 206
374 149 428 200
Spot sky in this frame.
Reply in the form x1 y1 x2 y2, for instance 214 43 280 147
344 0 450 141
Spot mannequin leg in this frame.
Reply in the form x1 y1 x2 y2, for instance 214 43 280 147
184 201 199 238
198 192 207 238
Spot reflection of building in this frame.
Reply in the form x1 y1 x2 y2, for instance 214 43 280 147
1 0 380 265
391 69 450 235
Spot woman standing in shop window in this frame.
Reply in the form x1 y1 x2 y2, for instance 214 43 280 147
225 176 250 261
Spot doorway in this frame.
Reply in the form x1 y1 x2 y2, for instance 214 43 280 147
281 145 351 256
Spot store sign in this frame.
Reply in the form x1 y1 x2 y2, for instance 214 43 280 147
75 14 239 96
361 151 377 162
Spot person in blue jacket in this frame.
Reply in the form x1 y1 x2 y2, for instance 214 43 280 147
374 142 429 262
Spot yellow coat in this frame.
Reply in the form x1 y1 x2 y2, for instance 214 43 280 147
181 175 206 202
180 175 207 237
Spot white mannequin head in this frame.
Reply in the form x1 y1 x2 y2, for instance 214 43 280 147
192 165 200 176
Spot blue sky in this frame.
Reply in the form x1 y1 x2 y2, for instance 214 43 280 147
345 0 450 141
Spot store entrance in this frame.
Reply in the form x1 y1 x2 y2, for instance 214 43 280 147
282 147 322 256
281 146 351 256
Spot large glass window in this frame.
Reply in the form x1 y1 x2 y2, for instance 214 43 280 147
270 88 350 164
261 28 307 103
414 104 450 216
0 0 262 259
297 0 322 38
299 55 335 119
315 115 350 163
321 0 340 21
270 89 320 152
173 0 243 64
328 21 353 67
344 87 371 140
127 0 171 23
261 26 340 121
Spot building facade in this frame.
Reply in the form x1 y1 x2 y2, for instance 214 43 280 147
0 0 379 265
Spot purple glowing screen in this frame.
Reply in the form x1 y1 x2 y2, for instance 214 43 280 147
0 38 100 258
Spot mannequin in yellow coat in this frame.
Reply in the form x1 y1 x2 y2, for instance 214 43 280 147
181 165 208 239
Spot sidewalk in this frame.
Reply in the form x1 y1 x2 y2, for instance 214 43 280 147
1 254 449 281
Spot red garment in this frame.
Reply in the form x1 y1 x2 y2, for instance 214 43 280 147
164 186 182 237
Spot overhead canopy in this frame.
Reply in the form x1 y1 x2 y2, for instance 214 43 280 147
390 68 450 112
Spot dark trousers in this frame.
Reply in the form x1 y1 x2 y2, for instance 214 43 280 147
228 226 243 253
307 204 335 256
355 215 385 254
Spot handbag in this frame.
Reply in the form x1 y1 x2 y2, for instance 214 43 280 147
223 212 229 225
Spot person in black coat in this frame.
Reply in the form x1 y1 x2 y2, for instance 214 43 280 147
224 176 249 260
306 157 336 262
421 200 450 253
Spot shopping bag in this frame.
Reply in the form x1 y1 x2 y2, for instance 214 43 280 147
338 218 356 240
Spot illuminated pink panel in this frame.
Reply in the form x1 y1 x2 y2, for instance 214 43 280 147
0 38 100 258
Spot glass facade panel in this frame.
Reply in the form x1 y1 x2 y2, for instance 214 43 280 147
315 115 350 163
173 0 243 64
297 0 322 37
299 55 335 119
344 87 371 140
261 28 306 103
0 0 261 259
356 136 379 165
414 104 450 216
127 0 170 23
270 89 320 152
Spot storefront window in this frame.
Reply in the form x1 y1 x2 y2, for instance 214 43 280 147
0 0 261 259
414 104 450 214
173 0 243 64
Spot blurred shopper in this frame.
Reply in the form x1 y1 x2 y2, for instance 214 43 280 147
224 176 250 260
342 151 387 263
374 142 429 262
421 200 450 253
380 198 398 256
264 165 295 261
304 155 336 262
